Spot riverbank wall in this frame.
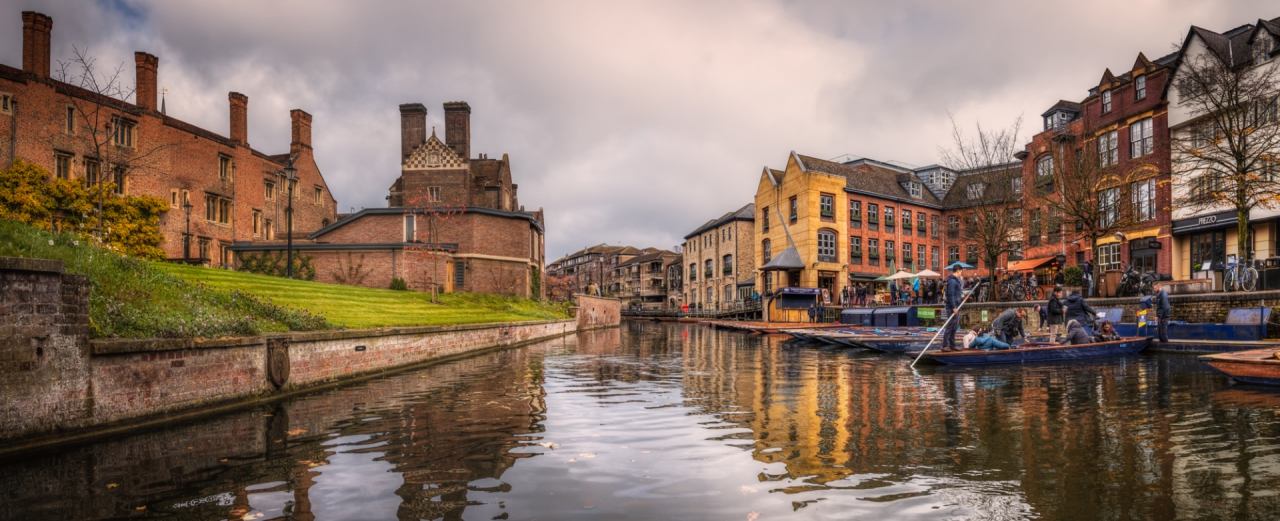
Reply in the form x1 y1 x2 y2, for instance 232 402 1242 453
0 258 614 454
957 290 1280 335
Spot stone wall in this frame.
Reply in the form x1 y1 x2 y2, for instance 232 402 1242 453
574 294 621 330
957 289 1280 335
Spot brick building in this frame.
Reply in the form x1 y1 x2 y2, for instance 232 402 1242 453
0 12 337 267
681 203 756 309
616 249 679 309
546 244 650 296
232 101 546 297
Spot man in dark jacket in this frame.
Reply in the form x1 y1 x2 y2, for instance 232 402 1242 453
1153 282 1171 343
941 266 964 352
1063 290 1097 330
1064 319 1092 345
1047 287 1065 339
991 308 1027 345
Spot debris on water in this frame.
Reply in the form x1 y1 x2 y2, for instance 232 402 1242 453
578 453 596 458
566 458 577 463
747 512 762 521
106 483 117 489
536 442 559 449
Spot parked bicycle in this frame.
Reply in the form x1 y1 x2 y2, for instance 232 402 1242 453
1224 257 1259 292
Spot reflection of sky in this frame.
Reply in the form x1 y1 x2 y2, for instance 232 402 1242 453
309 435 401 521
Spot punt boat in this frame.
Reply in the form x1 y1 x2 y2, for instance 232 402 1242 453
927 337 1150 366
1199 348 1280 386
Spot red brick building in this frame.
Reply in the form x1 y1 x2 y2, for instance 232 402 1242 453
234 102 547 297
0 12 337 266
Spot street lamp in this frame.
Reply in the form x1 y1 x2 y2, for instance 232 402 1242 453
284 157 297 279
182 199 192 261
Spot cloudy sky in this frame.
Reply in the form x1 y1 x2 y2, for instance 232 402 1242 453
2 0 1275 259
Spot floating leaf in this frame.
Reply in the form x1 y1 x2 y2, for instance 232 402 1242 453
286 429 306 436
106 483 117 489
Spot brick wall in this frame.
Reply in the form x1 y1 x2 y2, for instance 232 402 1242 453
574 294 621 330
959 289 1280 336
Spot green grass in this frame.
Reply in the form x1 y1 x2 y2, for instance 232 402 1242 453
159 263 573 329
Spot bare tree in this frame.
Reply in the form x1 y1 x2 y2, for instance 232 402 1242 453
402 192 466 302
1172 49 1280 260
52 47 171 242
940 116 1026 299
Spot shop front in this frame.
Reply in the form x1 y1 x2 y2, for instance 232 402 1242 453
1172 210 1279 280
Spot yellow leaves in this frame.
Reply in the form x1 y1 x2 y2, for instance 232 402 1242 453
286 429 306 436
106 483 118 489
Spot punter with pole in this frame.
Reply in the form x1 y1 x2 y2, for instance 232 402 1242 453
940 264 964 352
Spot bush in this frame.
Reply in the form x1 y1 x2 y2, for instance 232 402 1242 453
389 277 410 291
1063 265 1083 287
235 251 316 280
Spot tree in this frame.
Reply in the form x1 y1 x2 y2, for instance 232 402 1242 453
401 192 466 302
543 274 576 302
1172 47 1280 260
940 117 1026 300
51 47 171 244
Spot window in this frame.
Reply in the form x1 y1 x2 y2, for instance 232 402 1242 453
83 159 99 187
1132 178 1156 221
689 263 698 281
206 195 231 224
1254 34 1275 66
0 93 11 114
885 240 895 260
819 194 834 219
219 156 231 180
1037 156 1053 177
1130 118 1153 158
111 116 135 147
931 215 939 238
850 237 862 264
1099 130 1118 167
931 246 940 270
1009 208 1023 228
1029 210 1042 246
170 189 180 208
967 183 985 200
1009 242 1023 261
253 210 262 236
948 246 959 263
867 203 879 231
966 245 979 263
762 240 771 264
113 167 126 195
722 254 733 274
884 207 895 232
1101 90 1112 113
428 186 441 202
903 242 913 262
1191 121 1218 149
454 261 465 289
817 230 837 262
218 198 230 223
1097 243 1122 271
1099 186 1120 226
55 152 71 179
789 196 797 222
762 206 770 231
1011 176 1022 194
314 186 323 205
198 238 210 260
947 215 959 238
1135 74 1147 100
265 180 275 200
868 239 879 266
1048 207 1062 244
902 210 912 236
65 106 75 133
848 200 860 229
704 259 713 278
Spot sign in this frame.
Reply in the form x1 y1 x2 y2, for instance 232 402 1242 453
918 308 937 319
1173 210 1238 234
821 289 831 305
981 310 988 322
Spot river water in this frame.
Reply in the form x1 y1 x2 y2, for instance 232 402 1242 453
2 322 1279 520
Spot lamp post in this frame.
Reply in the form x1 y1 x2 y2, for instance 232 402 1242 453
284 157 297 279
182 199 192 261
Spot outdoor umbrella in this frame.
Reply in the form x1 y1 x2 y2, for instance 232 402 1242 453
945 262 975 270
886 270 917 280
915 269 942 278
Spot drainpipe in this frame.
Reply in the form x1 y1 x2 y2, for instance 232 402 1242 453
8 100 15 169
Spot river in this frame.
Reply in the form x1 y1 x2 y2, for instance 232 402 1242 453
2 322 1278 520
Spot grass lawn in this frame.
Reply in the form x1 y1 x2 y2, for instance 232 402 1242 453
159 263 572 329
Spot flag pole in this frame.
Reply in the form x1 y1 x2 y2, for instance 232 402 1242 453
911 283 982 368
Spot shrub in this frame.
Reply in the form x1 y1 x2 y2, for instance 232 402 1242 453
235 251 316 281
1063 265 1083 286
389 277 410 291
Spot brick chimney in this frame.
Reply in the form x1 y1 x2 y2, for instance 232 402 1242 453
290 109 312 153
135 53 159 111
399 103 427 160
228 92 248 145
22 12 52 78
443 101 471 160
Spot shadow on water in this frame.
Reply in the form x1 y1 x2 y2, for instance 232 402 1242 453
1 322 1278 520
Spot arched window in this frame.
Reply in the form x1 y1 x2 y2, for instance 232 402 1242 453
817 229 837 262
722 254 733 275
762 239 772 263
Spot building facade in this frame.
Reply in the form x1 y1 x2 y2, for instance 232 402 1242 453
546 244 646 296
616 250 679 309
682 204 755 309
1 12 337 267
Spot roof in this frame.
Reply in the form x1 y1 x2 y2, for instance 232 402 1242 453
616 250 676 267
682 203 755 239
759 245 804 271
1040 100 1082 118
308 206 544 239
940 164 1022 209
798 154 945 207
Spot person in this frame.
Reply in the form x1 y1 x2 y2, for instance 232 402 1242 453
1153 281 1171 343
1035 304 1048 332
1082 260 1094 297
991 308 1027 346
1093 321 1120 342
1063 290 1097 331
963 325 982 349
1064 319 1092 345
807 303 816 323
841 285 850 306
941 265 964 352
816 299 826 323
1047 286 1065 339
1053 269 1065 286
971 328 1012 351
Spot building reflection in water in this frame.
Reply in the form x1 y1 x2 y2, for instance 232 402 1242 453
0 323 1278 520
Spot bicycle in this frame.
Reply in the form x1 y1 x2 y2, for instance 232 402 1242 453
1224 258 1259 292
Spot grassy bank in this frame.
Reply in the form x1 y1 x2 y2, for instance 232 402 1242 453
159 264 573 329
0 219 572 338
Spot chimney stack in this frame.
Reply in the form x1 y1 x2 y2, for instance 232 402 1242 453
290 109 312 153
228 92 248 145
399 103 427 160
443 101 471 160
22 12 52 78
135 53 159 111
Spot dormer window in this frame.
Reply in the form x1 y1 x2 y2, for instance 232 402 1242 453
967 183 985 200
1255 33 1274 66
1135 74 1147 100
1101 90 1112 114
907 181 922 198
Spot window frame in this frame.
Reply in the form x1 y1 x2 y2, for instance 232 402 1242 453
111 116 135 148
816 229 837 262
218 155 232 181
1101 89 1112 114
54 151 72 179
819 193 835 219
1129 117 1154 158
1134 74 1147 100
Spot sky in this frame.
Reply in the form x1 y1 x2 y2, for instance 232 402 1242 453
2 0 1276 260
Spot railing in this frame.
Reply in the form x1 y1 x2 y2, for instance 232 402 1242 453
623 299 763 318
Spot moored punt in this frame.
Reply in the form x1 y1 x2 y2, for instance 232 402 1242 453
1199 348 1280 386
1147 339 1280 354
927 337 1150 366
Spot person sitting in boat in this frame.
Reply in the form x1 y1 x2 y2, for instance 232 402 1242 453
1063 290 1097 330
962 325 982 349
1064 319 1093 345
1092 321 1120 342
991 308 1027 346
970 328 1011 351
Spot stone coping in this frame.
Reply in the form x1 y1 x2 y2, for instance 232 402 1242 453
0 256 65 274
90 318 576 356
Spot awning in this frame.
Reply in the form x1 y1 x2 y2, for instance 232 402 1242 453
1007 256 1057 272
848 272 882 281
777 287 821 295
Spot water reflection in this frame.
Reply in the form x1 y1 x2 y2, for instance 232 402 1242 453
1 323 1278 520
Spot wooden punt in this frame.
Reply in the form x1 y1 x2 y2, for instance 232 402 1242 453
1199 348 1280 386
928 337 1150 366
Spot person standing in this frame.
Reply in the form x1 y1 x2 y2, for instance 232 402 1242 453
941 265 964 352
1053 269 1065 286
1153 282 1171 343
1063 290 1097 331
1047 286 1065 339
1082 259 1094 297
807 302 817 324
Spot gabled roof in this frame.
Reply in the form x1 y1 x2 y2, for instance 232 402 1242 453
403 130 465 170
797 154 944 207
308 206 544 239
616 250 676 267
682 203 755 239
760 245 804 271
1040 100 1082 118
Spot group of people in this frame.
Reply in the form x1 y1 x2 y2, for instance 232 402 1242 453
937 264 1172 352
837 280 946 307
